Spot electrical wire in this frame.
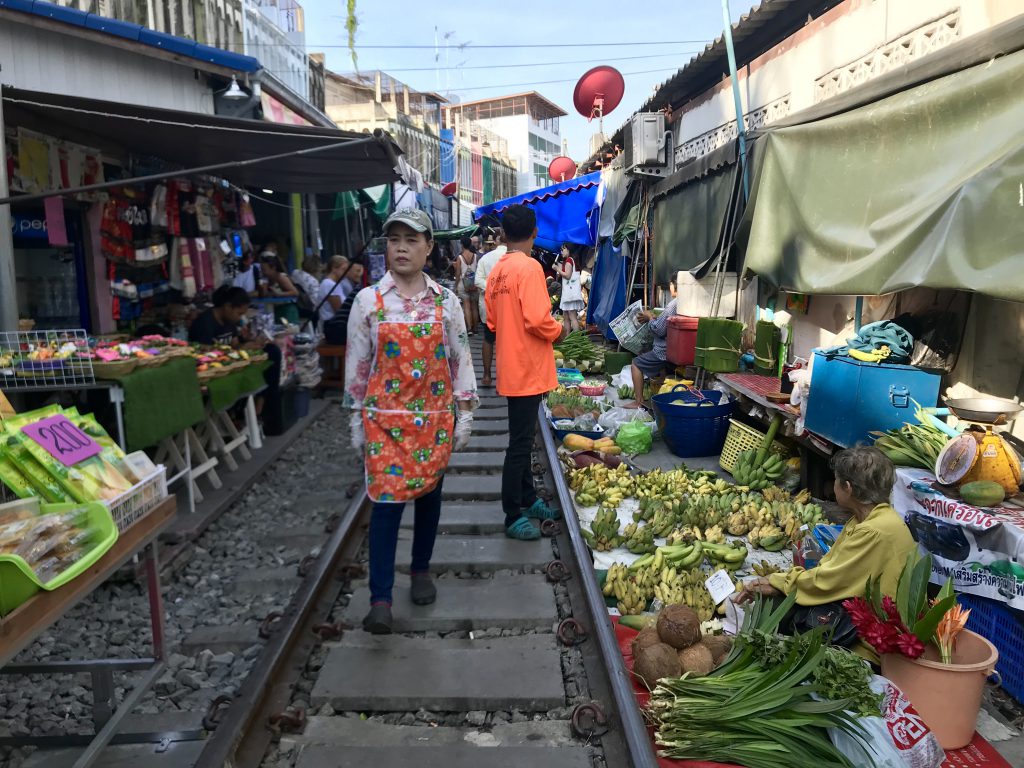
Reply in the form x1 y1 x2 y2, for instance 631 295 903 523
440 67 679 94
370 50 704 73
207 39 711 49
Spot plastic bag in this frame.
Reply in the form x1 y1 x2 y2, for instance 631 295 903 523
616 421 652 455
599 407 656 438
828 675 945 768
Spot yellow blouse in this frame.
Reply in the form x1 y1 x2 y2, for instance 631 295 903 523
768 503 916 607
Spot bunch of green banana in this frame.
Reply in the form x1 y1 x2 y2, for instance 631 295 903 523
582 508 622 551
748 523 787 552
616 384 635 400
752 559 782 577
622 521 656 554
649 508 679 538
702 540 748 571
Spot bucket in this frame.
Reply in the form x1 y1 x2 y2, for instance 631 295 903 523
666 315 699 366
651 387 734 458
880 629 998 749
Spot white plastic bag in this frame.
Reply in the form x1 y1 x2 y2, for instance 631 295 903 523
598 407 658 438
829 676 945 768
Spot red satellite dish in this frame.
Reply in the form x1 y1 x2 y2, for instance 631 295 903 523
440 181 457 197
548 156 577 182
573 66 625 122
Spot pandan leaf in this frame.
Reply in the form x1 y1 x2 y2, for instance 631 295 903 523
869 576 885 620
896 556 914 626
912 595 957 644
936 577 954 602
910 554 933 621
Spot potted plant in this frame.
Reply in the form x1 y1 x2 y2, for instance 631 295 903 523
843 552 998 749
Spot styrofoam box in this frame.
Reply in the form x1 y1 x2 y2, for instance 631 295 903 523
676 271 738 318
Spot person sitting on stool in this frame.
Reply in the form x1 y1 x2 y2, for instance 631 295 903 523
627 278 678 408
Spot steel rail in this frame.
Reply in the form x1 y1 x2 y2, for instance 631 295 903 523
191 488 370 768
537 406 659 768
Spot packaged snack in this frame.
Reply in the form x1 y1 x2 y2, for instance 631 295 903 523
0 453 41 500
3 438 69 502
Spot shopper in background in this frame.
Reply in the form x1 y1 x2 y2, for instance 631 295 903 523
485 204 567 541
232 249 260 296
474 229 506 388
318 255 363 326
259 254 298 298
345 208 478 634
554 243 585 333
188 285 251 345
454 236 480 335
627 278 679 408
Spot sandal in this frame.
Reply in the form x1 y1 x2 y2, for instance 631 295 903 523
480 377 493 387
505 517 541 541
524 499 561 521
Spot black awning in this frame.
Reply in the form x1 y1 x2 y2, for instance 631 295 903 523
1 86 401 194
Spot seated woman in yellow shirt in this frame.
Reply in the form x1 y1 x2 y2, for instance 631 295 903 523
736 446 916 655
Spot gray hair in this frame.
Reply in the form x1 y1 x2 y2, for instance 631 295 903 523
831 446 895 505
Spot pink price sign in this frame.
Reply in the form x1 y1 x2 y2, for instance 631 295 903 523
21 414 104 467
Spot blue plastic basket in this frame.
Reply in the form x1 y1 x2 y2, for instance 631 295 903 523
651 387 734 458
957 593 1024 704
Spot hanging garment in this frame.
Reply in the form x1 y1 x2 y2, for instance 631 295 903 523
170 237 197 299
100 192 133 263
362 289 455 503
195 190 218 234
150 183 169 229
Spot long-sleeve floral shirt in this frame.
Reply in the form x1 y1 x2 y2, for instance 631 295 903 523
344 271 479 411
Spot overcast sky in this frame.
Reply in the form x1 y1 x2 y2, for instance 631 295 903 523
302 0 760 164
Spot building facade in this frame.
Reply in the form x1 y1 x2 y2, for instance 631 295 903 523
444 93 567 192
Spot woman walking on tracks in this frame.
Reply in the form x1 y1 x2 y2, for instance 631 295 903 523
345 208 478 634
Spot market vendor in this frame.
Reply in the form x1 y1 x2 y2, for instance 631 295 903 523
627 278 678 407
735 447 916 653
189 285 251 345
345 207 478 635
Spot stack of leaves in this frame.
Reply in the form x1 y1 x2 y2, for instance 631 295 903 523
648 593 875 768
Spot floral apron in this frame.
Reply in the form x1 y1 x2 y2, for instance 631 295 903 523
362 288 455 503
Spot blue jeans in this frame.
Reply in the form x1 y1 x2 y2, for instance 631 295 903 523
368 477 445 605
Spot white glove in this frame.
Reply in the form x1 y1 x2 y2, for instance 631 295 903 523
453 409 473 452
350 413 365 451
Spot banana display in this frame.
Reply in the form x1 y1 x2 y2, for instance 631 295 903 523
752 559 782 577
730 449 787 490
582 508 623 551
603 549 723 621
701 541 748 571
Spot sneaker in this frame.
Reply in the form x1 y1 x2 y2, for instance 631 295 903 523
505 517 541 540
524 499 561 520
362 603 393 634
410 572 437 605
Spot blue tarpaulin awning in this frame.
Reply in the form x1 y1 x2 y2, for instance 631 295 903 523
473 172 604 250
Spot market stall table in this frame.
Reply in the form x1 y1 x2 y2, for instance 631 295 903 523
0 496 176 768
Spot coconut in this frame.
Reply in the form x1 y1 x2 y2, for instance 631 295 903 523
656 604 701 649
633 642 681 688
630 626 662 658
700 634 732 665
678 643 715 677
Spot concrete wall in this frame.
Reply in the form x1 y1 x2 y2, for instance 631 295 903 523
0 23 215 113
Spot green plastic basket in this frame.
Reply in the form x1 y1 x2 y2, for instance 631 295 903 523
0 501 119 616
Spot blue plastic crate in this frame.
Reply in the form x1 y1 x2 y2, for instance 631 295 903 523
957 593 1024 704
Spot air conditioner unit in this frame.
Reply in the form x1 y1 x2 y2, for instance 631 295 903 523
623 113 674 178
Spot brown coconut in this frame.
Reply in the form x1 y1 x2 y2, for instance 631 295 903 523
678 643 715 677
633 642 681 688
630 626 662 658
656 604 701 649
700 634 732 665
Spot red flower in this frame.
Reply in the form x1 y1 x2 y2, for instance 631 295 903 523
895 631 926 659
843 597 876 627
882 596 902 624
863 621 901 654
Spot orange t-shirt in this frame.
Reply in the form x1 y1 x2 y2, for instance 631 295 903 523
485 250 563 397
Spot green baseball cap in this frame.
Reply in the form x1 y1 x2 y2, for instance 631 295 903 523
383 207 433 237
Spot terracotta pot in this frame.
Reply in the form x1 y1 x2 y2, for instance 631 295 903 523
880 629 998 749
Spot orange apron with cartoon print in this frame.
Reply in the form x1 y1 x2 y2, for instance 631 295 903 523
362 289 455 503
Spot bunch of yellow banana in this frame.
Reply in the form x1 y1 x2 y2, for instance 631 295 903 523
621 521 656 554
602 563 630 596
703 525 726 544
752 559 782 577
648 508 679 538
725 511 750 536
748 523 787 552
614 579 647 616
654 565 686 605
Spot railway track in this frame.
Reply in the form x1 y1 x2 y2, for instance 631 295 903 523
18 338 657 768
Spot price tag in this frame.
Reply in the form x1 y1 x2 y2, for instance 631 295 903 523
21 414 103 467
704 569 736 606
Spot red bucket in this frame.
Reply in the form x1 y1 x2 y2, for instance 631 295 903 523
666 315 699 366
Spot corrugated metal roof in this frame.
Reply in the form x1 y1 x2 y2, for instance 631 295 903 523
0 0 260 73
584 0 842 169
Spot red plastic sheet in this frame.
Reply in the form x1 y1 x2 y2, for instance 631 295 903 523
942 734 1012 768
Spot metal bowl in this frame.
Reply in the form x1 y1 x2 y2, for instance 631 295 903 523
945 397 1023 424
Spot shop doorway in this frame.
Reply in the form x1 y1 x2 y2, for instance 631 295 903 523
11 210 90 332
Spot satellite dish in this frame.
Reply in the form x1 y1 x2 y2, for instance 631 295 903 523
548 156 577 183
440 181 457 197
573 66 625 122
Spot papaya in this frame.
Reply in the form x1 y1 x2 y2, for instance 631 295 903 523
960 480 1006 508
563 434 595 451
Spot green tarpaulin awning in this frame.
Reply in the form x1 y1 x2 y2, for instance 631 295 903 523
740 45 1024 302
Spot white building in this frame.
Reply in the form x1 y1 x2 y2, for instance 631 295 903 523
444 92 568 193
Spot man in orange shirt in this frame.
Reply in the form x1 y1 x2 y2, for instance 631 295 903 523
485 205 568 540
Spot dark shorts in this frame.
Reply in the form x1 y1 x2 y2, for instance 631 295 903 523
632 349 672 378
483 327 496 343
